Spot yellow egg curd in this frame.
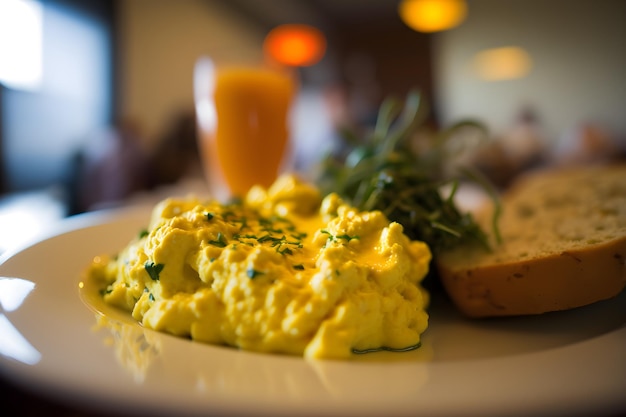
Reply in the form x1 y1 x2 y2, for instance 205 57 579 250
86 175 431 359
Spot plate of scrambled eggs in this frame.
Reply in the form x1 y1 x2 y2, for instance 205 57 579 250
0 175 625 417
84 175 431 360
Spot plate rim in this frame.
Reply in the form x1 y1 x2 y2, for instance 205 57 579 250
1 206 625 417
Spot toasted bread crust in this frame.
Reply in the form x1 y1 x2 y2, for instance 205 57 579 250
438 237 626 317
436 164 626 317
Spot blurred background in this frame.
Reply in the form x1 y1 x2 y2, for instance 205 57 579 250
1 0 625 253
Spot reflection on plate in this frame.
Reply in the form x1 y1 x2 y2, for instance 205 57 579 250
0 206 625 417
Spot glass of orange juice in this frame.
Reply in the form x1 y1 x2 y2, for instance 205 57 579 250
194 57 297 200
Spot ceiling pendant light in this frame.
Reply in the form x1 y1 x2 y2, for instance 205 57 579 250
263 24 327 67
399 0 467 33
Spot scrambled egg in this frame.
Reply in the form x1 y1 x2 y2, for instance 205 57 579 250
86 175 431 359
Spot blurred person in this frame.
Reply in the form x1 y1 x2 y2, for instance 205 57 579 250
70 118 150 213
499 107 548 172
148 109 203 186
551 122 625 167
468 106 549 189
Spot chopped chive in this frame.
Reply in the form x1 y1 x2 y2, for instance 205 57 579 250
99 287 113 296
258 234 279 243
145 261 164 281
209 232 227 248
247 268 263 279
321 230 358 244
277 246 293 255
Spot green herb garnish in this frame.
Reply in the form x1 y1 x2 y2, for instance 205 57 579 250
277 246 293 255
252 233 303 255
321 229 334 241
316 89 500 254
99 287 113 296
144 261 164 281
247 268 263 279
209 232 228 248
321 230 358 245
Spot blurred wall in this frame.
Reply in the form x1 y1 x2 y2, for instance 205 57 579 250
432 0 626 143
116 0 265 143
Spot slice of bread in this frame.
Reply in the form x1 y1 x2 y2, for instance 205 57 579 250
436 164 626 318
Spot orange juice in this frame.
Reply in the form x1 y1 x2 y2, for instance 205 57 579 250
200 66 295 198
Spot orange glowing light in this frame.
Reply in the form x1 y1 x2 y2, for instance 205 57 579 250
399 0 467 33
263 24 326 67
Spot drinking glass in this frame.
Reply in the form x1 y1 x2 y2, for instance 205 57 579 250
194 57 297 201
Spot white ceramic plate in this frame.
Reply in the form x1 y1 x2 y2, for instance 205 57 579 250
0 206 625 417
